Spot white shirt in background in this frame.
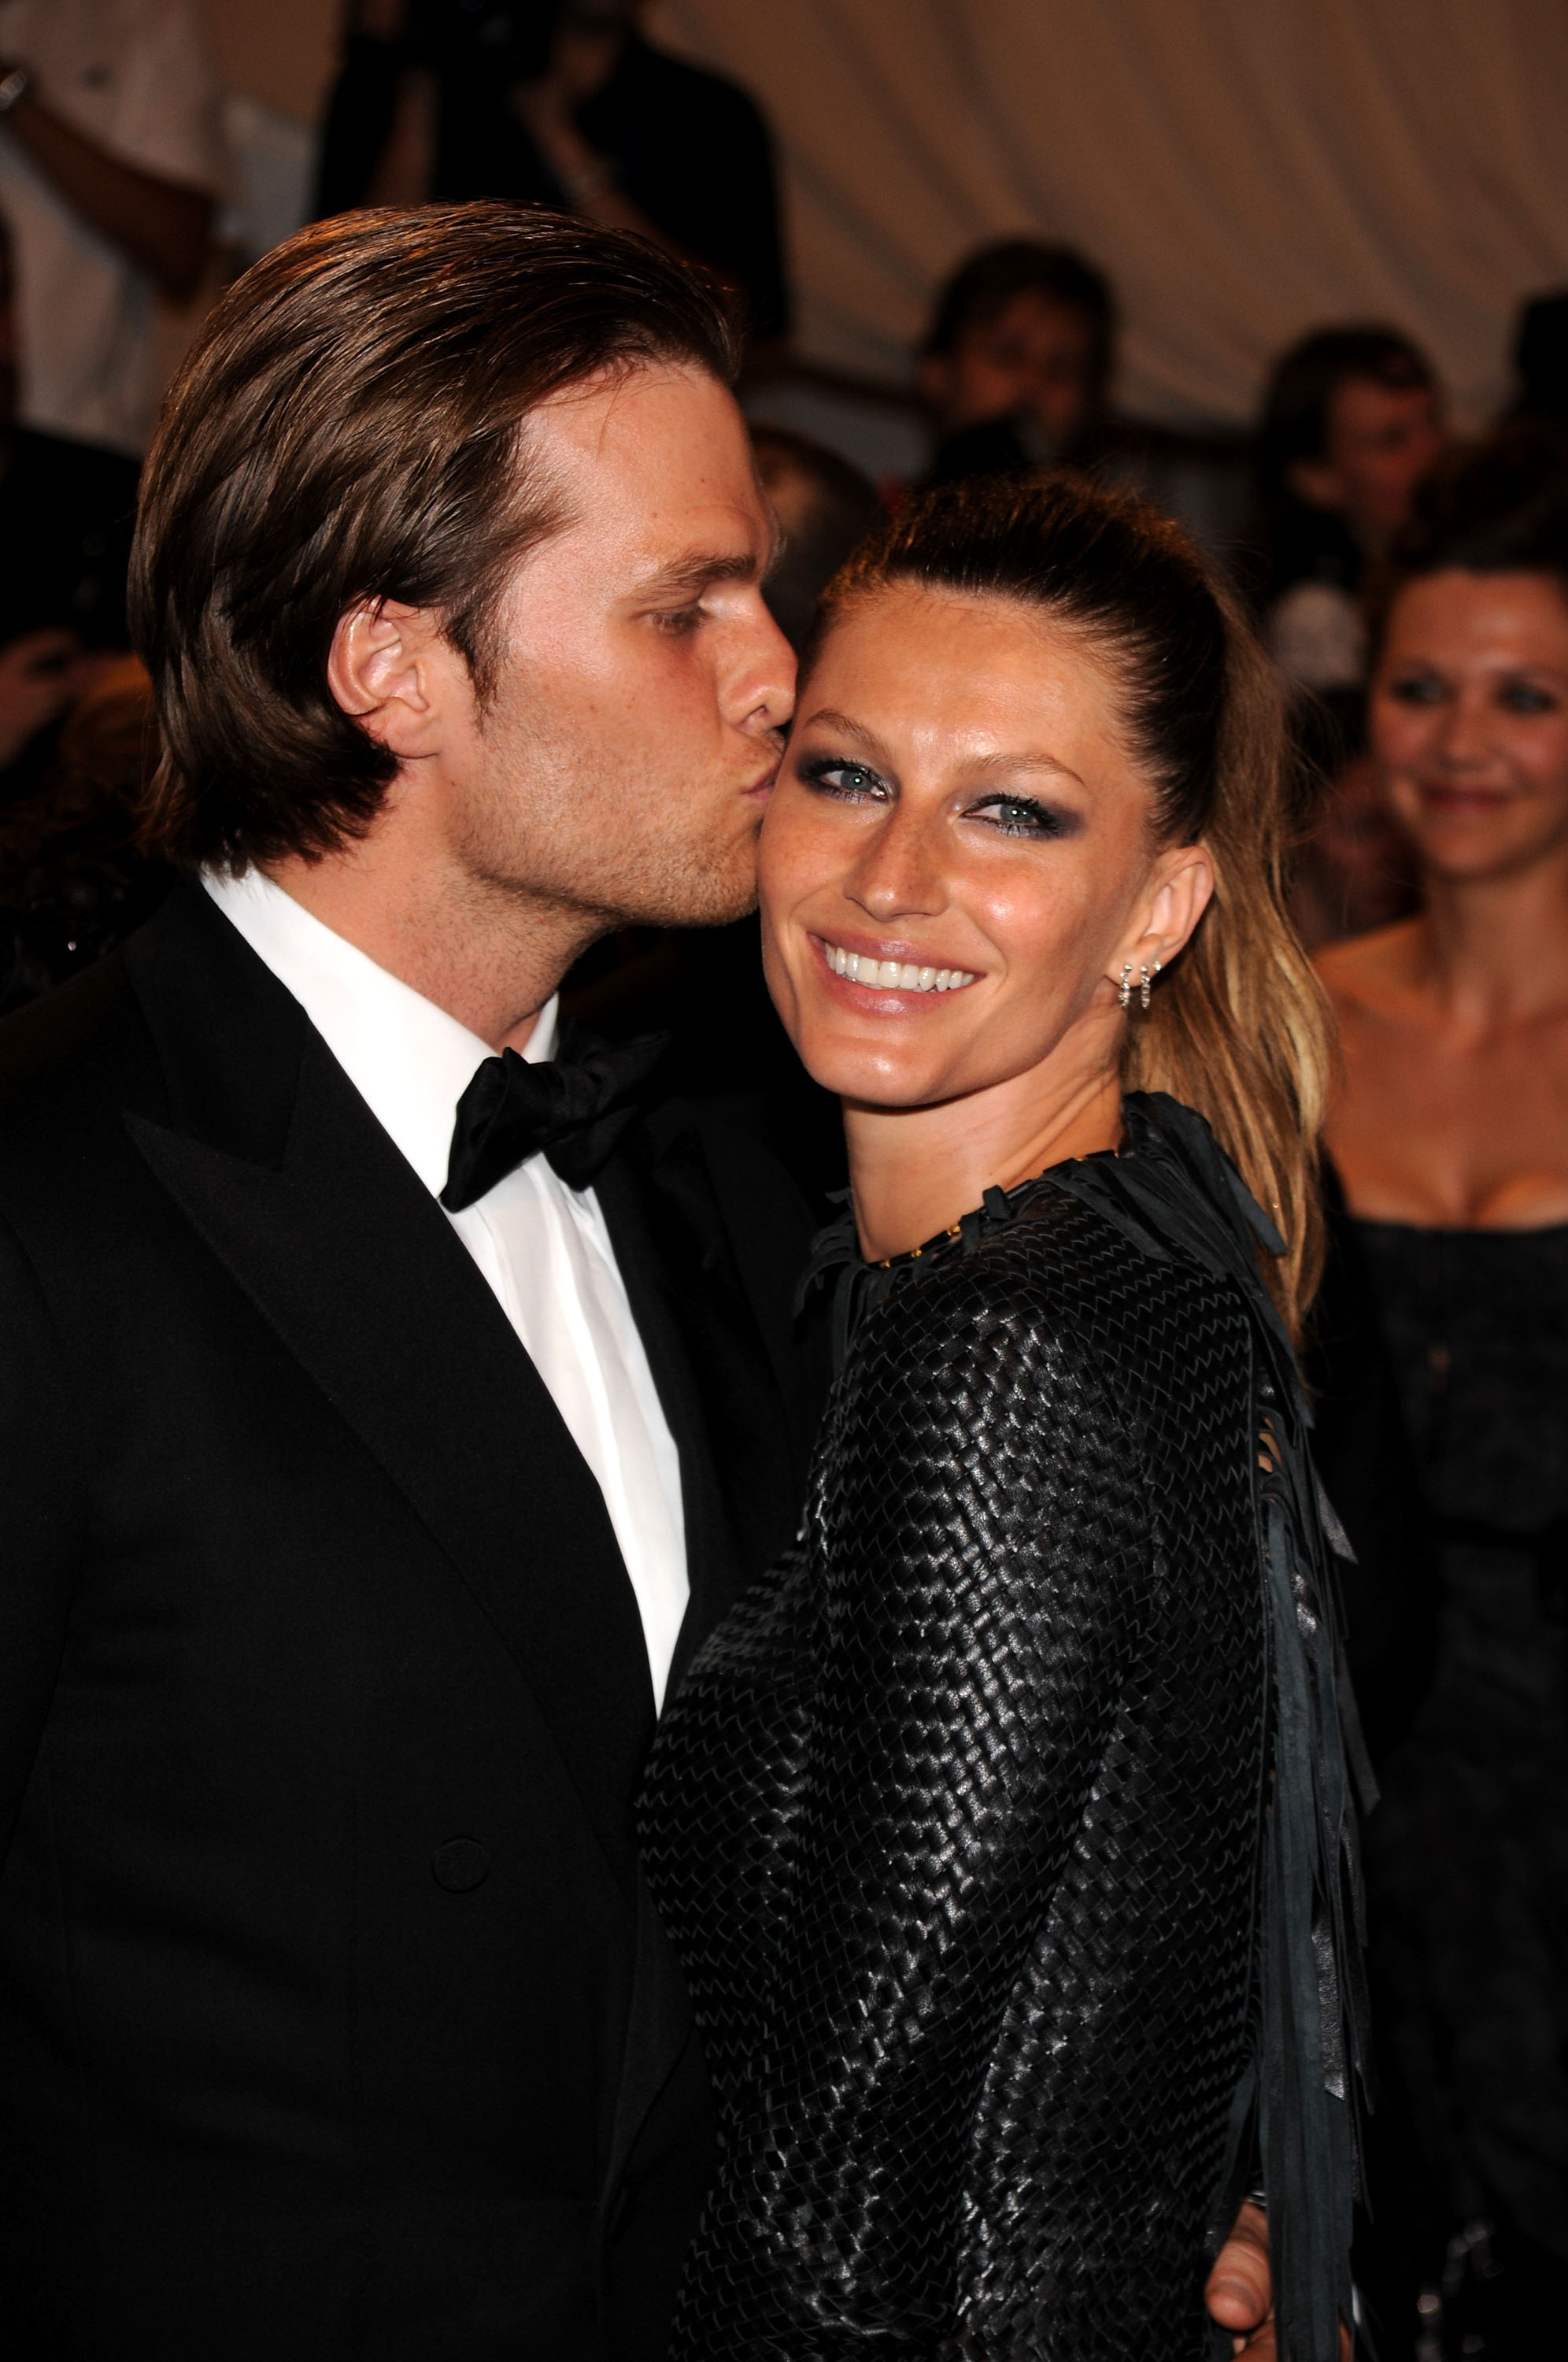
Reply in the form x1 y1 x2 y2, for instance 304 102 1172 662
202 868 690 1712
0 0 226 454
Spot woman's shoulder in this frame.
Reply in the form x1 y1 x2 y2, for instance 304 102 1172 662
1314 915 1426 1016
860 1151 1252 1386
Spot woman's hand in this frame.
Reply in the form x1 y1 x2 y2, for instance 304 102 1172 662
1204 2202 1352 2360
1206 2203 1274 2354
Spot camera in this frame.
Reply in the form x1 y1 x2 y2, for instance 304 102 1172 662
407 1 572 85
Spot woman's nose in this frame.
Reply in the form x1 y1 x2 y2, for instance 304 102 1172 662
1433 689 1496 768
844 812 946 920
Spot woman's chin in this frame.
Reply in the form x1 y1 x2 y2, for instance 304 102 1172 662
794 1035 959 1110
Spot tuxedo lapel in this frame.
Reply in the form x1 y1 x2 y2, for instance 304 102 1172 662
571 1069 830 2204
122 883 654 1896
601 1104 823 1685
593 1148 737 1684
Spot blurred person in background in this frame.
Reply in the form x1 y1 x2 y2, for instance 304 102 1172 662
1316 426 1568 2357
0 213 139 798
0 651 166 1010
1289 688 1419 952
316 1 789 342
749 423 885 656
917 239 1115 490
1507 290 1568 431
1250 326 1446 692
0 0 221 460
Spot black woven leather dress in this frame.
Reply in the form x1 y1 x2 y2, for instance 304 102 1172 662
639 1094 1367 2362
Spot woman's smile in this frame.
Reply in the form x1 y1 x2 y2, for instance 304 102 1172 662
813 931 981 998
762 585 1139 1105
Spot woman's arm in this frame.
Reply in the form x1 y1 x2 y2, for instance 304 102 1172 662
0 79 212 298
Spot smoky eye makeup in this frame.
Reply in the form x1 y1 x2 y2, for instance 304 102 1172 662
796 751 891 799
961 792 1078 839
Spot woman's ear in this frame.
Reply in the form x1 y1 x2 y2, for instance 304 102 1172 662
1109 845 1215 990
326 599 449 757
1146 845 1215 964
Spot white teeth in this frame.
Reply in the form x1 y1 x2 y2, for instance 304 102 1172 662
821 941 977 992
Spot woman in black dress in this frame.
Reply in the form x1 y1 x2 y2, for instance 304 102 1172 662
640 476 1366 2361
1317 432 1568 2356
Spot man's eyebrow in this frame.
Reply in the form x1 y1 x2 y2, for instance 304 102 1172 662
638 542 775 594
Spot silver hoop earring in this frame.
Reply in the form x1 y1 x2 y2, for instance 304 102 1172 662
1140 958 1161 1012
1118 961 1133 1011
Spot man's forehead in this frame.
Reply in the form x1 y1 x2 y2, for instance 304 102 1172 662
523 374 771 571
527 361 749 479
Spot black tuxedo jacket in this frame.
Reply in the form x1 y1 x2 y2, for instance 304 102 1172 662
0 879 827 2358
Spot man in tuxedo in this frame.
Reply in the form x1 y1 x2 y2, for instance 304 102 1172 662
0 205 1279 2356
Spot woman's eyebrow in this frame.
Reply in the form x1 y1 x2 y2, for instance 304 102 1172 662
796 707 897 761
799 712 1088 788
967 749 1086 787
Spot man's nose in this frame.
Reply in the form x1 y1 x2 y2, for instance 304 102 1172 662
730 603 797 738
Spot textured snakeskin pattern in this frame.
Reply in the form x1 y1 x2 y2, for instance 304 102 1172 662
642 1147 1273 2360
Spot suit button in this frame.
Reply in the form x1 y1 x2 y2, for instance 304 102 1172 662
431 1838 490 1892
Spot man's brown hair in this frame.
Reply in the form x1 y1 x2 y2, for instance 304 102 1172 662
130 204 738 872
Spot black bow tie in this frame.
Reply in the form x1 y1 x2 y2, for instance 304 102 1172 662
441 1028 669 1209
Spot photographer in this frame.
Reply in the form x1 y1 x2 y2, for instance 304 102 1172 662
0 0 221 459
315 1 789 341
0 214 138 795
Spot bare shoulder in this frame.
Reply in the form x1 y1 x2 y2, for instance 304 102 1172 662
1313 916 1426 1020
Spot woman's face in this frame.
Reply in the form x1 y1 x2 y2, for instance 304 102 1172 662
1371 568 1568 883
758 583 1209 1111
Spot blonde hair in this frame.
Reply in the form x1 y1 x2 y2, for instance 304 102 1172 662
1121 598 1332 1331
808 473 1332 1338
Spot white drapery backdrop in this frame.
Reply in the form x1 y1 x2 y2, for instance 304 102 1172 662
649 0 1568 428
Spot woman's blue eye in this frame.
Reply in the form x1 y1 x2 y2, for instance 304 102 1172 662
800 757 886 798
1387 673 1444 705
970 796 1063 837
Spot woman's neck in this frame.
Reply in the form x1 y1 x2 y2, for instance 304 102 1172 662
844 1050 1123 1262
1418 849 1568 1024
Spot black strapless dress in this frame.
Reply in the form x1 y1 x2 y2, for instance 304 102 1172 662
639 1096 1366 2362
1353 1220 1568 2303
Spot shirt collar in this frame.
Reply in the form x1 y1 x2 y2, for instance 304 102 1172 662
202 868 558 1200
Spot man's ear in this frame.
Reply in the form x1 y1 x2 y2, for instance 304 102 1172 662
326 599 453 759
1285 455 1347 513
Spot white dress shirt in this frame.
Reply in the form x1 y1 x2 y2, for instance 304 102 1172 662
203 868 688 1709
